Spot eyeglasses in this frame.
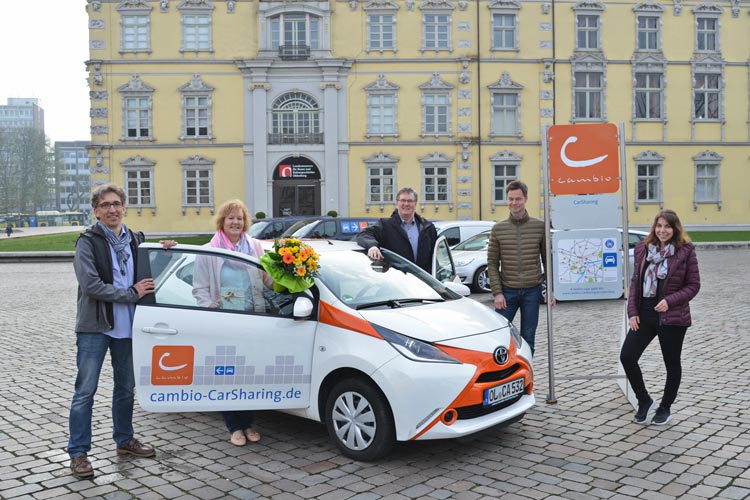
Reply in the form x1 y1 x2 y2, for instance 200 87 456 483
397 199 416 204
97 201 123 210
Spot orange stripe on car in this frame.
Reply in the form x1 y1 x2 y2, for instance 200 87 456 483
318 301 382 339
411 340 533 439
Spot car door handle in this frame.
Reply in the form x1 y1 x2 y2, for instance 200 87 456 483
142 326 178 335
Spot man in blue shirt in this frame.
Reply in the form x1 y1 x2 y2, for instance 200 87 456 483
356 187 437 273
68 184 174 478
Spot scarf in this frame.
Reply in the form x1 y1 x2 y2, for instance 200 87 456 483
643 243 674 298
209 230 254 257
98 221 132 275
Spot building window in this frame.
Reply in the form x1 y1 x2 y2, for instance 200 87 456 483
636 15 659 50
182 14 211 51
693 150 721 208
491 94 518 136
492 14 516 50
696 17 718 52
574 72 603 120
181 155 214 214
124 98 151 138
636 163 661 205
420 153 452 204
490 151 520 204
122 154 155 214
634 72 662 119
422 13 452 51
121 15 150 51
118 76 154 142
126 169 152 206
693 73 720 120
423 93 450 135
576 14 600 50
270 13 320 51
179 74 213 140
364 153 398 206
368 94 396 135
364 75 399 138
270 92 322 144
368 14 395 51
420 74 453 137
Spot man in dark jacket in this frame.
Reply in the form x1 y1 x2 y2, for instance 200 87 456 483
356 187 437 273
67 184 174 478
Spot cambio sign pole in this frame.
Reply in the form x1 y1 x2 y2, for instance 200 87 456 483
541 125 556 404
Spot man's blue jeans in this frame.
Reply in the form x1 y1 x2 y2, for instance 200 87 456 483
68 333 135 458
495 285 543 354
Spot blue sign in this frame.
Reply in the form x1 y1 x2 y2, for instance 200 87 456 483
603 253 617 267
214 365 236 376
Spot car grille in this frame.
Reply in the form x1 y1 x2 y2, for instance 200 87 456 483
455 389 528 420
475 363 521 383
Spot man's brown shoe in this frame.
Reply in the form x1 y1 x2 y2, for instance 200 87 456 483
116 438 156 458
70 455 94 478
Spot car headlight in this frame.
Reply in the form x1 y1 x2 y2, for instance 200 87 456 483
508 321 523 350
453 256 475 267
372 324 459 364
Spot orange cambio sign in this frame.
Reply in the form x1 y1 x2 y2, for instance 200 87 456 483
548 123 620 195
151 346 194 386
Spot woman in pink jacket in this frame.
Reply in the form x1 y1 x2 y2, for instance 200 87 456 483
193 199 273 446
620 210 700 426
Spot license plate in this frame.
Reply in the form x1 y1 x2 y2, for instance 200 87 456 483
483 377 524 406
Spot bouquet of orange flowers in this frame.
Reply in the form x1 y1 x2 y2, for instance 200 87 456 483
260 238 320 293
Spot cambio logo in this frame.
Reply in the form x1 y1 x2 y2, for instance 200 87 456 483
151 346 194 386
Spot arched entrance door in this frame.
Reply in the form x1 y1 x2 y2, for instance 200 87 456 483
272 157 321 217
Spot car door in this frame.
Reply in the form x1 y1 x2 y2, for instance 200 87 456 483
132 244 317 413
432 236 458 283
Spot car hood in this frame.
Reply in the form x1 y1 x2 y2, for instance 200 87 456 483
358 297 507 343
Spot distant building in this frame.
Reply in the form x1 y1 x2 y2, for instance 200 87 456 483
55 141 92 214
86 0 749 233
0 97 45 133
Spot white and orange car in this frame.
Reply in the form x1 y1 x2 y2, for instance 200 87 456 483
133 239 534 461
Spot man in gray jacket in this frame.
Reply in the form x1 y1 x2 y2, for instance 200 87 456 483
487 180 554 355
68 184 174 478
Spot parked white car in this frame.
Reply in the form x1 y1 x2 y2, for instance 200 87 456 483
133 239 534 461
451 229 650 294
433 220 496 247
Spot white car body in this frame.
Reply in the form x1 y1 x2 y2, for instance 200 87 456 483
133 239 534 460
451 229 650 294
433 220 496 247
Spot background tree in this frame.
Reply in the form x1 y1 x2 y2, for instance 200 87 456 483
0 127 52 214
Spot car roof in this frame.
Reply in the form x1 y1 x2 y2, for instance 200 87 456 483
432 220 495 229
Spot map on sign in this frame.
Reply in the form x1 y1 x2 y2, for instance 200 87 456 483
556 238 618 284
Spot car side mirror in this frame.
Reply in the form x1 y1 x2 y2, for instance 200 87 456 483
444 281 471 297
293 296 314 320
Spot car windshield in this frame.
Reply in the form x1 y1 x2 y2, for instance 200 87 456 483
283 219 319 238
248 221 271 238
453 231 489 251
317 249 461 309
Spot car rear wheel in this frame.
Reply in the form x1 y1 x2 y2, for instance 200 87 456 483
325 378 395 461
473 265 491 293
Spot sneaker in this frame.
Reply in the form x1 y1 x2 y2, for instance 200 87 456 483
116 438 156 458
634 398 655 424
652 406 672 425
70 454 94 478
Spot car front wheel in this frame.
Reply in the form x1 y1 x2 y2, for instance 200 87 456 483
325 378 395 461
473 265 491 293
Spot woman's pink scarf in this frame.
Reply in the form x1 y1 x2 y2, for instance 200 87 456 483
209 230 254 256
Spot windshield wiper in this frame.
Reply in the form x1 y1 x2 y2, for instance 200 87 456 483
355 298 445 310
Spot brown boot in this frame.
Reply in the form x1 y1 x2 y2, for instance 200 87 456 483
70 455 94 478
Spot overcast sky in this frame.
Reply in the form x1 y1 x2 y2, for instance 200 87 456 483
0 2 90 143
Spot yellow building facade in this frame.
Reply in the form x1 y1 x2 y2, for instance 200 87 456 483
86 0 749 233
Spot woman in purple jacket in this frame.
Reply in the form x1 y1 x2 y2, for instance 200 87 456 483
620 210 700 426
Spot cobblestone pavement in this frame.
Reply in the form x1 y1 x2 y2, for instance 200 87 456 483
1 248 748 500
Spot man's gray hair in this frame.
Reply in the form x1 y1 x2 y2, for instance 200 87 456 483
396 187 418 203
91 184 126 208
